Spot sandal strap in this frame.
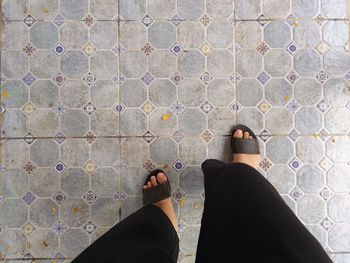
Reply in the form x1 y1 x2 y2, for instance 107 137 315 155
231 124 260 154
143 169 171 205
143 182 171 205
231 137 260 154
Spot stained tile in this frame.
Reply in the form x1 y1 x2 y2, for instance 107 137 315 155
326 136 350 163
180 195 204 225
29 199 59 228
62 198 89 228
30 229 58 258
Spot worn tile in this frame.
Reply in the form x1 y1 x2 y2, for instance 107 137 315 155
30 168 59 197
266 108 293 135
325 107 350 134
29 229 58 258
321 0 348 19
297 194 326 223
264 21 291 48
297 165 325 194
266 136 294 164
266 165 295 194
179 50 205 78
0 230 28 258
3 21 29 49
177 0 205 20
90 0 119 20
328 194 350 223
326 136 350 163
60 0 89 20
91 168 120 197
324 48 350 75
150 137 177 165
2 0 30 20
1 50 28 79
149 108 177 136
0 199 28 228
120 137 149 166
292 0 319 19
29 199 59 228
180 195 204 225
61 198 89 228
0 169 28 198
91 138 119 166
327 165 350 193
61 168 90 197
234 0 261 19
1 139 29 168
60 229 89 258
178 21 205 49
91 198 119 227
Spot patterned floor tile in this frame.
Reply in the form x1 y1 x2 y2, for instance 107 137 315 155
1 0 350 261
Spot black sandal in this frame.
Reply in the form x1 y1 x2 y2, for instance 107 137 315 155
231 124 260 154
143 169 171 205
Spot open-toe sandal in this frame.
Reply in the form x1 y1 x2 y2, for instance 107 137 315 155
230 124 260 155
143 169 171 205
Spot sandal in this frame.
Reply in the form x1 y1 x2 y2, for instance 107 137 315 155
143 169 171 205
230 124 260 154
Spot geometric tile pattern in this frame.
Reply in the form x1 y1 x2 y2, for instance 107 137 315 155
1 0 349 262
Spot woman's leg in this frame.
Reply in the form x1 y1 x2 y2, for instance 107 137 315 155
196 130 332 263
73 173 179 263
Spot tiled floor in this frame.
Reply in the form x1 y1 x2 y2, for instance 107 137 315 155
0 0 350 262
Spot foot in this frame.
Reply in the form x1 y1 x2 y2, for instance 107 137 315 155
232 129 261 170
143 173 179 232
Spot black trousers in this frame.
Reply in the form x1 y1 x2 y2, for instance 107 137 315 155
72 205 179 262
196 159 332 263
73 159 332 263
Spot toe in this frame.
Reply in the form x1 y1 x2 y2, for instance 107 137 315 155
150 175 158 186
243 131 250 139
234 129 243 138
157 172 167 184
